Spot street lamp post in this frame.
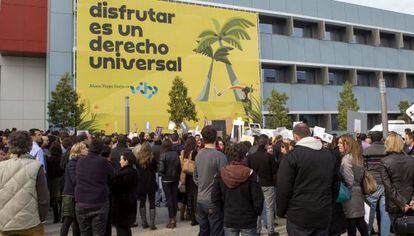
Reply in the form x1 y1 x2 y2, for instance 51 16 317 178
379 77 388 138
125 96 130 135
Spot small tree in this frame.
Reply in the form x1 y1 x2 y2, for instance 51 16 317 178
48 73 85 129
167 77 198 126
264 89 291 128
397 101 413 123
338 81 359 130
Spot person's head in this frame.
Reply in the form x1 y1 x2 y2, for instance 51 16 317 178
201 126 217 145
49 141 62 157
195 134 201 142
242 141 252 150
88 139 104 154
281 141 291 154
9 131 32 156
101 145 111 159
183 136 197 158
407 132 414 146
120 151 135 168
29 128 42 143
62 137 74 151
225 143 248 162
161 139 173 153
384 133 405 154
76 133 88 144
138 142 153 167
258 134 269 151
405 128 411 135
338 134 363 166
116 135 127 146
358 133 367 142
130 137 140 147
41 136 49 148
144 133 150 141
292 123 311 142
171 133 180 143
216 137 224 150
103 136 113 147
2 135 8 145
70 142 88 159
370 131 383 143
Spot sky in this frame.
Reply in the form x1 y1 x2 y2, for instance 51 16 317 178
337 0 414 15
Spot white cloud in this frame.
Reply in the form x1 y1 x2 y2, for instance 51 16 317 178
337 0 414 15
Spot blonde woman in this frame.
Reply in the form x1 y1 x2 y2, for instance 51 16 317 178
338 134 369 236
380 133 414 235
136 142 158 230
60 142 87 236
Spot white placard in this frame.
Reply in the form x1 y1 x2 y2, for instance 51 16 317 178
281 130 294 141
406 104 414 121
168 121 176 130
321 133 333 144
354 119 361 133
313 126 326 136
145 121 150 131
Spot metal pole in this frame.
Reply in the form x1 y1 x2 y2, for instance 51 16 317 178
379 77 388 138
125 96 130 135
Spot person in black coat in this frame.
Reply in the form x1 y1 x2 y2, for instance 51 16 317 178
111 151 139 236
158 139 181 229
110 135 130 170
136 142 158 230
212 142 264 235
47 140 65 223
277 123 340 235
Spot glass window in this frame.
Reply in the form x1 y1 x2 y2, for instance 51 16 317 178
328 70 348 85
259 16 286 35
353 29 370 45
325 25 345 42
403 36 414 50
331 114 339 131
383 73 399 88
299 114 323 127
263 68 277 82
357 72 376 87
380 33 394 48
297 68 316 84
262 66 289 83
293 21 316 39
407 74 414 88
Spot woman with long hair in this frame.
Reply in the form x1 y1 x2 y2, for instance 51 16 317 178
179 136 199 226
380 133 414 235
159 139 181 229
136 142 158 230
338 134 369 236
60 142 87 236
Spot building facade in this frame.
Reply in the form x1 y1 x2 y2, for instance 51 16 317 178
1 0 414 131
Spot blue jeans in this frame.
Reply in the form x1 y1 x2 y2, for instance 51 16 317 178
366 185 391 236
261 187 277 228
224 227 258 236
76 202 109 236
155 174 166 207
197 202 224 236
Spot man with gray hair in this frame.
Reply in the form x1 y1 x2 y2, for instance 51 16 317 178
0 131 49 235
277 123 340 236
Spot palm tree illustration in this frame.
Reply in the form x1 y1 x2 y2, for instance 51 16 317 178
194 44 233 101
196 17 255 101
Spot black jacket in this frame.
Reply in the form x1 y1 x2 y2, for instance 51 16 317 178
111 165 139 227
136 158 158 194
110 144 130 170
380 153 414 214
247 149 278 186
276 137 340 229
62 156 80 195
212 162 263 229
159 151 181 182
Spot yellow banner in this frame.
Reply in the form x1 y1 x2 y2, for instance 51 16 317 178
76 0 260 132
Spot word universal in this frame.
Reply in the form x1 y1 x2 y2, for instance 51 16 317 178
89 2 176 24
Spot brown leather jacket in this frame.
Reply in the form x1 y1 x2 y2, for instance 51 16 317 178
380 153 414 214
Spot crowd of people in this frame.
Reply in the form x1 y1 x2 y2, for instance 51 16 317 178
0 124 413 236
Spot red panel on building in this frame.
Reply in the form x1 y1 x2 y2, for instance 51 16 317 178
0 0 47 56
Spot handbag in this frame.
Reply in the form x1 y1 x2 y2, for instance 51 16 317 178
182 151 195 175
393 212 414 234
337 181 351 203
362 170 378 195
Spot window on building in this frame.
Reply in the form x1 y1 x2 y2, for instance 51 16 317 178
357 71 376 87
353 28 371 45
403 36 414 50
259 16 286 35
299 114 324 127
262 65 289 83
383 73 399 88
296 67 317 84
293 20 317 39
331 114 339 131
407 74 414 88
328 69 348 85
325 25 346 42
380 32 395 48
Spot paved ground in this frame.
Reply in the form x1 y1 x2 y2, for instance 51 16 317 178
45 206 289 236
